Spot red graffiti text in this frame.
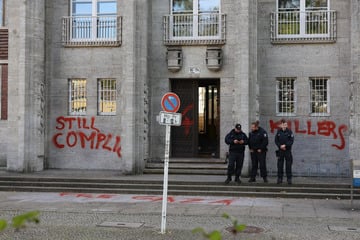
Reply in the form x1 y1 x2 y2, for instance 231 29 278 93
52 116 121 158
181 103 194 136
269 119 348 150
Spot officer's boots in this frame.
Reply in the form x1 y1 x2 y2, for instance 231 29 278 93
225 176 231 184
235 176 241 184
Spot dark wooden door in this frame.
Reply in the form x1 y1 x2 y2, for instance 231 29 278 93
170 79 198 157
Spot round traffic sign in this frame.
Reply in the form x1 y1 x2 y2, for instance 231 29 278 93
161 92 181 113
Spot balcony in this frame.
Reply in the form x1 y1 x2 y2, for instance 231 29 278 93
270 10 336 44
62 16 122 47
163 13 226 46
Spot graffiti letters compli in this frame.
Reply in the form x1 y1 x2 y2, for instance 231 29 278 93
269 119 348 150
52 116 122 158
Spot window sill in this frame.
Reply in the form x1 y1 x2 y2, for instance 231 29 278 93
309 113 330 117
276 113 297 117
164 38 225 46
63 40 121 47
271 38 336 44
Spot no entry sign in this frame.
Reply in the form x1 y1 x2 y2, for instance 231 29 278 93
161 92 180 113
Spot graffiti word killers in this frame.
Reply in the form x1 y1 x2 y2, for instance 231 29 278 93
52 116 121 158
269 119 348 150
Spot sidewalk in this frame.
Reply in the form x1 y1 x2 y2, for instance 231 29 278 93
0 169 359 239
0 191 359 239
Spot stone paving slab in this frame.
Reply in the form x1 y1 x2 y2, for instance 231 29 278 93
0 191 359 239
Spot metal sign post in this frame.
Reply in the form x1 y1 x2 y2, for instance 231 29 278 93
158 92 181 234
161 124 171 234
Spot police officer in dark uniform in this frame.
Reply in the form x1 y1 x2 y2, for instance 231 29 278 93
224 123 248 184
248 121 269 183
275 119 294 184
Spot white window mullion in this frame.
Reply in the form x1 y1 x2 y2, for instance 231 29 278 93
91 0 97 39
299 0 306 36
193 0 199 37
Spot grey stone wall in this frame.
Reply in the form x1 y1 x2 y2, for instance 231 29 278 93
350 0 360 164
258 0 351 176
2 0 356 177
148 1 256 175
7 0 46 172
44 0 149 173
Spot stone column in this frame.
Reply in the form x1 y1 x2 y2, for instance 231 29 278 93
120 0 149 174
350 0 360 163
7 0 45 172
232 0 256 176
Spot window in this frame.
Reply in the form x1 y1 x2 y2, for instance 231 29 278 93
70 0 117 40
310 77 329 115
272 0 336 42
0 0 3 26
69 79 87 115
276 78 296 115
98 79 116 115
171 0 220 38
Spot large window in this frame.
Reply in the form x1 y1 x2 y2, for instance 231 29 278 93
171 0 220 38
70 0 117 40
310 77 329 115
272 0 336 42
276 77 296 115
98 79 116 115
69 79 87 115
0 0 3 26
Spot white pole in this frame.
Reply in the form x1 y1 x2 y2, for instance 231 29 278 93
161 124 171 234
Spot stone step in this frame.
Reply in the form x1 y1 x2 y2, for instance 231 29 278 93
146 162 227 169
0 177 358 199
144 158 228 176
0 176 351 188
143 168 227 175
0 180 352 194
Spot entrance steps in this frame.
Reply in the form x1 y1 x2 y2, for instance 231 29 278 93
144 158 227 175
0 174 358 199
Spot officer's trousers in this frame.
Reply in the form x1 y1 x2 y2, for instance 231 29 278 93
227 151 244 179
277 150 293 180
250 151 267 179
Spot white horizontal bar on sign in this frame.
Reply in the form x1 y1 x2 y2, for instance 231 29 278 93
158 111 182 126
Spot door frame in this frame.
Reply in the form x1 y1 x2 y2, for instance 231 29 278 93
170 78 220 158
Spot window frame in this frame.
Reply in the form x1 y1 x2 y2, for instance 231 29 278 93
70 0 117 41
276 0 331 39
68 78 87 116
0 0 4 27
97 78 117 116
309 77 330 116
276 77 297 116
169 0 221 40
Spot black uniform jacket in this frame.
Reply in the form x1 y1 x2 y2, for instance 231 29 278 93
275 128 294 151
249 127 268 151
225 129 248 153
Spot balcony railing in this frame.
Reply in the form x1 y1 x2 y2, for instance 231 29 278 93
271 10 336 43
62 16 122 47
163 13 226 46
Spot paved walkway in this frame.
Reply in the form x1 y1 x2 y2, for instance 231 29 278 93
0 170 358 239
0 191 359 240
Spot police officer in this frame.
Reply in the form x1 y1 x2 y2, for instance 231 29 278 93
275 119 294 184
224 123 248 184
248 121 269 183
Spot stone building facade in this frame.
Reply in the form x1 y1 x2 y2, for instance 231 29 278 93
1 0 360 177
